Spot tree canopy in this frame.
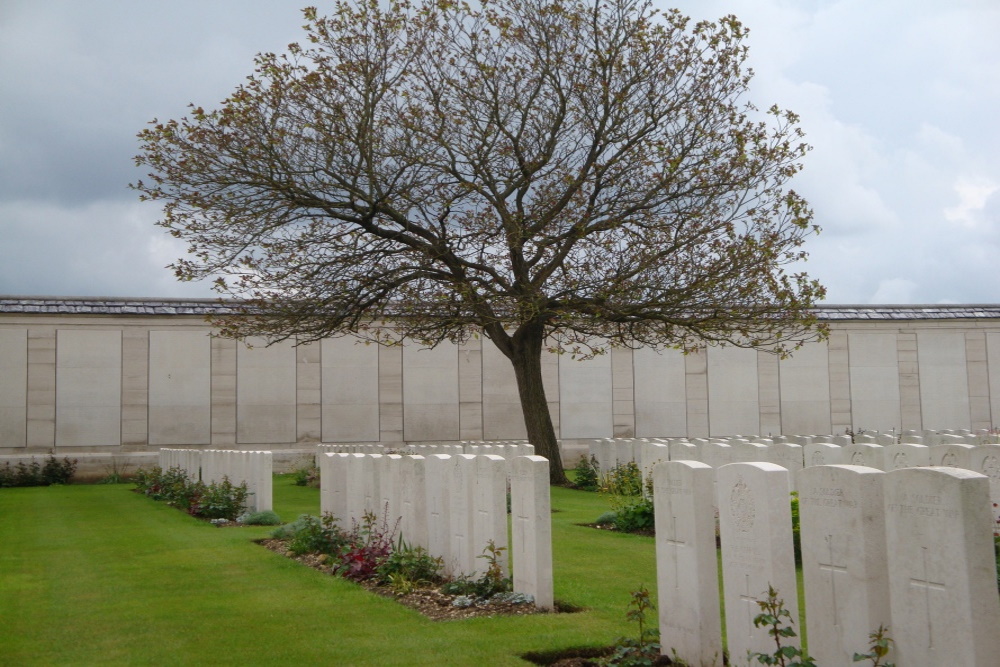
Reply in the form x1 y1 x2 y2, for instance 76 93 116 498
134 0 826 483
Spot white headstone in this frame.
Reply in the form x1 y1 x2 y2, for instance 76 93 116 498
669 440 700 462
653 461 722 665
424 454 453 575
928 443 982 472
884 443 930 470
883 467 1000 666
804 443 846 468
449 454 478 576
473 454 509 576
797 465 891 666
399 455 428 550
842 443 885 470
510 455 554 610
768 443 804 490
717 462 799 662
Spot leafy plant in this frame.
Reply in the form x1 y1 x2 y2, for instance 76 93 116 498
748 584 816 667
275 514 349 556
0 456 77 488
573 455 601 492
133 466 248 521
376 539 443 587
599 462 655 533
615 499 655 533
439 540 513 600
333 506 399 581
292 464 319 487
852 624 895 666
189 476 249 520
600 585 661 666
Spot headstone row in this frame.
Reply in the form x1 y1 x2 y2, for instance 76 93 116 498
653 461 1000 666
592 437 1000 502
157 448 273 512
318 452 553 609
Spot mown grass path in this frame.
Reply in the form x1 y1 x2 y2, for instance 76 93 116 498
0 476 658 665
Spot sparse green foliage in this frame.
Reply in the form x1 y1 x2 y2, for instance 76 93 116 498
97 457 133 484
439 541 513 600
134 0 826 487
852 624 895 666
573 455 601 492
376 540 444 589
600 585 661 666
748 584 816 667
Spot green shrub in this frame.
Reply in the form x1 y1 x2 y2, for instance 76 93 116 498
0 456 77 488
573 455 601 492
614 498 655 534
133 467 248 521
239 510 282 526
376 541 443 586
292 465 320 487
190 477 249 520
598 461 654 533
276 514 349 556
595 511 618 526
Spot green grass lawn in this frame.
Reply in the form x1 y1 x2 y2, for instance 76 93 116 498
0 476 658 666
0 475 812 665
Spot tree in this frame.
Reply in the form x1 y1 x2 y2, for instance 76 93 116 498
134 0 826 484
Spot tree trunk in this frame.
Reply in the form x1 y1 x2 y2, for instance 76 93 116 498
488 321 569 486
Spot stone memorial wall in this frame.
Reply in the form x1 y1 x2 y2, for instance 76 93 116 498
5 299 1000 461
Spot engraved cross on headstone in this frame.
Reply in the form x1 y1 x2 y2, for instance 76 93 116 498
661 514 686 589
909 546 946 649
739 574 758 638
817 534 849 627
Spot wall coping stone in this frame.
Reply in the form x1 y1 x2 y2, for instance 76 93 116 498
3 296 1000 320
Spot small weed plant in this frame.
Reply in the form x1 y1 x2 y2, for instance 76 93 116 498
98 457 133 484
440 540 513 599
748 584 816 667
852 624 895 666
0 456 77 487
600 585 661 666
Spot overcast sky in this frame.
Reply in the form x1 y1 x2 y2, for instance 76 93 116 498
1 0 997 304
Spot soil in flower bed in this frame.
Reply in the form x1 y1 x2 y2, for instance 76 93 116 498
257 538 569 621
521 646 676 666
